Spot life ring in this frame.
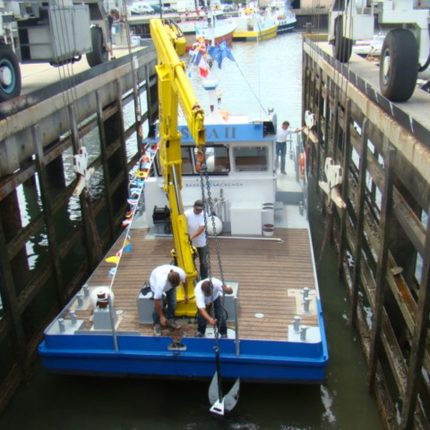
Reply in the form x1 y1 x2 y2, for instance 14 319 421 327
299 153 305 177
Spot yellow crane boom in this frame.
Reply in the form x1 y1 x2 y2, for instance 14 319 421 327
149 18 206 315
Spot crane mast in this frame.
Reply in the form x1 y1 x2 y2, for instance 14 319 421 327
150 18 206 315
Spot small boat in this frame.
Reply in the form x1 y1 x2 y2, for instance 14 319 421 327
39 21 328 389
276 8 297 34
269 0 297 34
178 9 236 49
232 9 279 41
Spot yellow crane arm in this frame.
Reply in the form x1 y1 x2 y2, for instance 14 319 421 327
149 19 206 315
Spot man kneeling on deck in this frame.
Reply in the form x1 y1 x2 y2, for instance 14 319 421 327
150 264 186 336
195 278 233 338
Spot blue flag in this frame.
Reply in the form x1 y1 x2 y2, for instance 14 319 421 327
208 41 235 68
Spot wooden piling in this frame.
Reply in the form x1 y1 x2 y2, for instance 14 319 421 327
303 38 430 429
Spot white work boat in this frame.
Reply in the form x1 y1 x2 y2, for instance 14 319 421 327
39 19 328 405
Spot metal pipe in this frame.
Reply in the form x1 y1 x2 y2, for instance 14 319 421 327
234 297 240 356
155 233 284 242
108 295 119 352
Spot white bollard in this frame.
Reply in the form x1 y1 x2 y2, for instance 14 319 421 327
293 315 301 332
70 311 77 326
300 326 308 341
58 318 65 332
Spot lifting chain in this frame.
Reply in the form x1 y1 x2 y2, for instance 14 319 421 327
199 168 225 285
199 165 227 336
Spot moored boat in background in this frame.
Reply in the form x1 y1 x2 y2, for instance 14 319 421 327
276 8 297 33
232 10 279 41
270 0 297 34
178 9 237 49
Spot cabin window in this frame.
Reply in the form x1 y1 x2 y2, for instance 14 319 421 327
181 147 194 174
154 145 230 176
193 146 230 174
153 149 195 176
233 146 268 172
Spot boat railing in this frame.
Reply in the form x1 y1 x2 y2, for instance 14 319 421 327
234 296 240 355
108 296 119 352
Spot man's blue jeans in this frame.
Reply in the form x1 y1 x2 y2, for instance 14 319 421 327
197 296 227 335
152 287 176 324
197 245 208 279
276 141 286 172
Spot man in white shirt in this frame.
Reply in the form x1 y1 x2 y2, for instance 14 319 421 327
185 199 208 279
275 121 301 175
194 277 233 338
149 264 186 336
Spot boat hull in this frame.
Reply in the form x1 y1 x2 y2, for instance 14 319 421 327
38 112 328 387
277 19 297 34
233 24 278 41
39 311 328 383
232 15 279 41
179 19 236 49
184 30 235 50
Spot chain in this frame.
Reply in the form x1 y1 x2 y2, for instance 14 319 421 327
204 173 226 286
198 164 227 338
199 169 212 279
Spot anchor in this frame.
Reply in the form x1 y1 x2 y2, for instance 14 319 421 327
208 343 240 415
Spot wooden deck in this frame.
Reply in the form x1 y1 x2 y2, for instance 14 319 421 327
81 227 319 341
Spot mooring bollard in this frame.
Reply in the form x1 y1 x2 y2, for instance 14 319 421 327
303 297 311 313
70 311 77 326
58 318 65 333
293 315 301 332
300 326 308 341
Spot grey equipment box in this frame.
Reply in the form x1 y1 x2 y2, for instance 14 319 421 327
93 307 117 330
224 281 239 322
137 289 154 324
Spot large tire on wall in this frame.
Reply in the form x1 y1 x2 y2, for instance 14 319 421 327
333 16 352 63
379 29 418 102
86 26 108 68
0 44 22 102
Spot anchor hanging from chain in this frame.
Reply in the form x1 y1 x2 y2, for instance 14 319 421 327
196 149 240 416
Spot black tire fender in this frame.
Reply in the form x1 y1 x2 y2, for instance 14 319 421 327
86 26 108 68
333 16 352 63
379 29 418 102
0 43 21 102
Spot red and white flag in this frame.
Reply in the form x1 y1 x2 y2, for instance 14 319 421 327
198 56 209 78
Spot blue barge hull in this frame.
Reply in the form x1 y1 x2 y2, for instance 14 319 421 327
39 330 328 383
38 116 329 385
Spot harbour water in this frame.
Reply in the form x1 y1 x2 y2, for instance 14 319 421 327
0 34 383 429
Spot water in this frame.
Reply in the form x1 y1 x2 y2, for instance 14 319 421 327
0 34 383 429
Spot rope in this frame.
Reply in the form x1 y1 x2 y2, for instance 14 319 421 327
232 60 268 114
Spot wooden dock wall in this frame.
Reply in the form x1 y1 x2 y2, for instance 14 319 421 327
0 46 158 412
303 39 430 429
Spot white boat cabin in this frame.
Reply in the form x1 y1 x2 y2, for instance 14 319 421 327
144 111 277 235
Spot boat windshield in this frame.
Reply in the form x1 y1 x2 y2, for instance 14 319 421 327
233 146 268 172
